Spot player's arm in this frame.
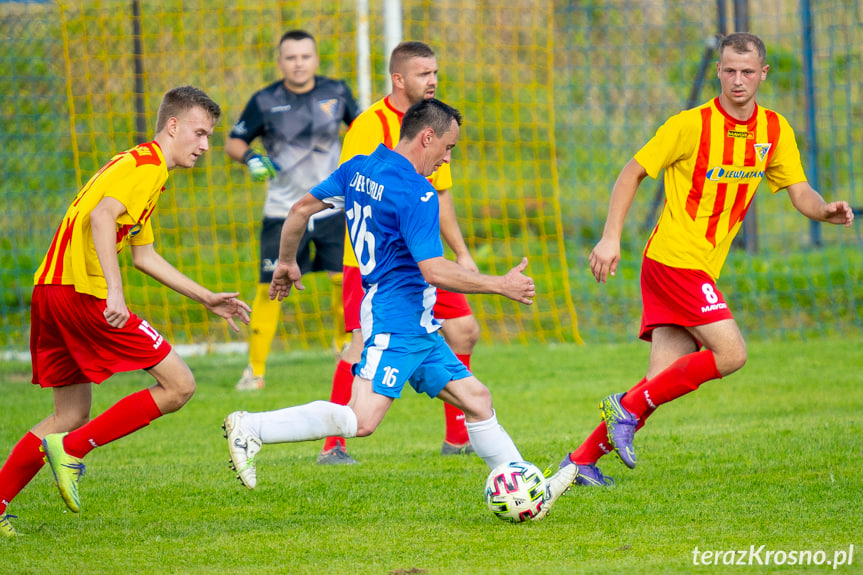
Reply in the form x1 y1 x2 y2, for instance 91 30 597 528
589 158 649 283
131 243 250 332
418 256 534 305
226 137 278 181
90 196 130 328
785 182 854 227
269 193 333 301
226 98 278 180
341 81 360 125
225 137 251 163
437 188 478 272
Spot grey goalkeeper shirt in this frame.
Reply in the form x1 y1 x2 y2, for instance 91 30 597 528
230 76 359 221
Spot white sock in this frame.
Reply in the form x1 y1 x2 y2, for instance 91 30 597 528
465 410 522 469
243 401 358 444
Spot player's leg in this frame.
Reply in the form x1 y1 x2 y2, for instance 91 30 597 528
53 349 189 466
225 395 364 489
43 351 186 514
600 259 733 468
0 383 92 528
237 218 286 390
618 307 746 427
438 371 574 521
319 264 363 463
3 286 92 523
37 385 95 513
35 286 174 511
435 290 478 454
224 380 385 489
409 337 518 469
238 283 278 390
436 377 521 469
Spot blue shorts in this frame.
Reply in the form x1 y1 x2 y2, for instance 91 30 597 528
354 332 471 399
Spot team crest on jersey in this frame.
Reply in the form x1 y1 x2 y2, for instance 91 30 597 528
754 143 771 162
318 98 338 119
232 121 248 136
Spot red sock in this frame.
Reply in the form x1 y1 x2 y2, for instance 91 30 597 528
322 360 354 452
621 350 720 419
63 389 163 458
443 354 471 445
570 422 614 465
0 432 45 514
568 378 646 465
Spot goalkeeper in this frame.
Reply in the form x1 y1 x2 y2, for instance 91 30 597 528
226 30 359 391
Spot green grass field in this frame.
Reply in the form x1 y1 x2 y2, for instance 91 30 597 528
2 338 861 574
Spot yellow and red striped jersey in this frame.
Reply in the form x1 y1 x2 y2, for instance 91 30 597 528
339 96 452 266
34 142 168 298
637 97 806 279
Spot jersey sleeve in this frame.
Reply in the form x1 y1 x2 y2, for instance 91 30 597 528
229 95 264 144
311 157 361 210
100 153 163 228
129 217 155 246
764 114 807 193
339 115 384 165
401 180 444 263
634 111 697 179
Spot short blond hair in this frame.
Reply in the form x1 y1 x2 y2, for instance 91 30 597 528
155 86 221 133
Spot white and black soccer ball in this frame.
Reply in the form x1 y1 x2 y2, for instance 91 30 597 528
484 461 548 523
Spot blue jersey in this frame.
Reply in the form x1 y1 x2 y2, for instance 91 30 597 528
311 144 444 339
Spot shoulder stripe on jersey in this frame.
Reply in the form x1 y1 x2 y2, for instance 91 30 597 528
764 110 780 165
721 117 736 164
686 106 713 220
130 143 162 167
705 182 727 247
38 212 78 285
743 115 758 167
727 182 750 235
375 109 393 149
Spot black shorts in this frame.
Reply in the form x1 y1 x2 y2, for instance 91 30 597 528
258 213 345 283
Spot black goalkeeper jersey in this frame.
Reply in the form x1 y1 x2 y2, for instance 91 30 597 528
230 76 359 218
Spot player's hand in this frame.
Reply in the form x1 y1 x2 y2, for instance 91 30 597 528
455 252 479 273
589 237 621 284
205 292 251 333
104 289 130 328
269 261 304 301
822 200 855 227
500 257 535 305
244 151 279 181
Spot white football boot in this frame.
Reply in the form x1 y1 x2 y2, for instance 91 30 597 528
223 411 262 489
531 457 578 521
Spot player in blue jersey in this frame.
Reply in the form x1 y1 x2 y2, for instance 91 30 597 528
222 99 577 519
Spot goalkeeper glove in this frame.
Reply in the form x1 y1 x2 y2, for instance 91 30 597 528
242 149 279 181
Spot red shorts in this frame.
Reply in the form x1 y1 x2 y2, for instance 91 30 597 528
30 285 172 387
432 288 472 320
639 256 734 341
341 265 474 333
342 265 364 332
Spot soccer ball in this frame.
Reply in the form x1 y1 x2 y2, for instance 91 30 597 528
484 461 548 523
